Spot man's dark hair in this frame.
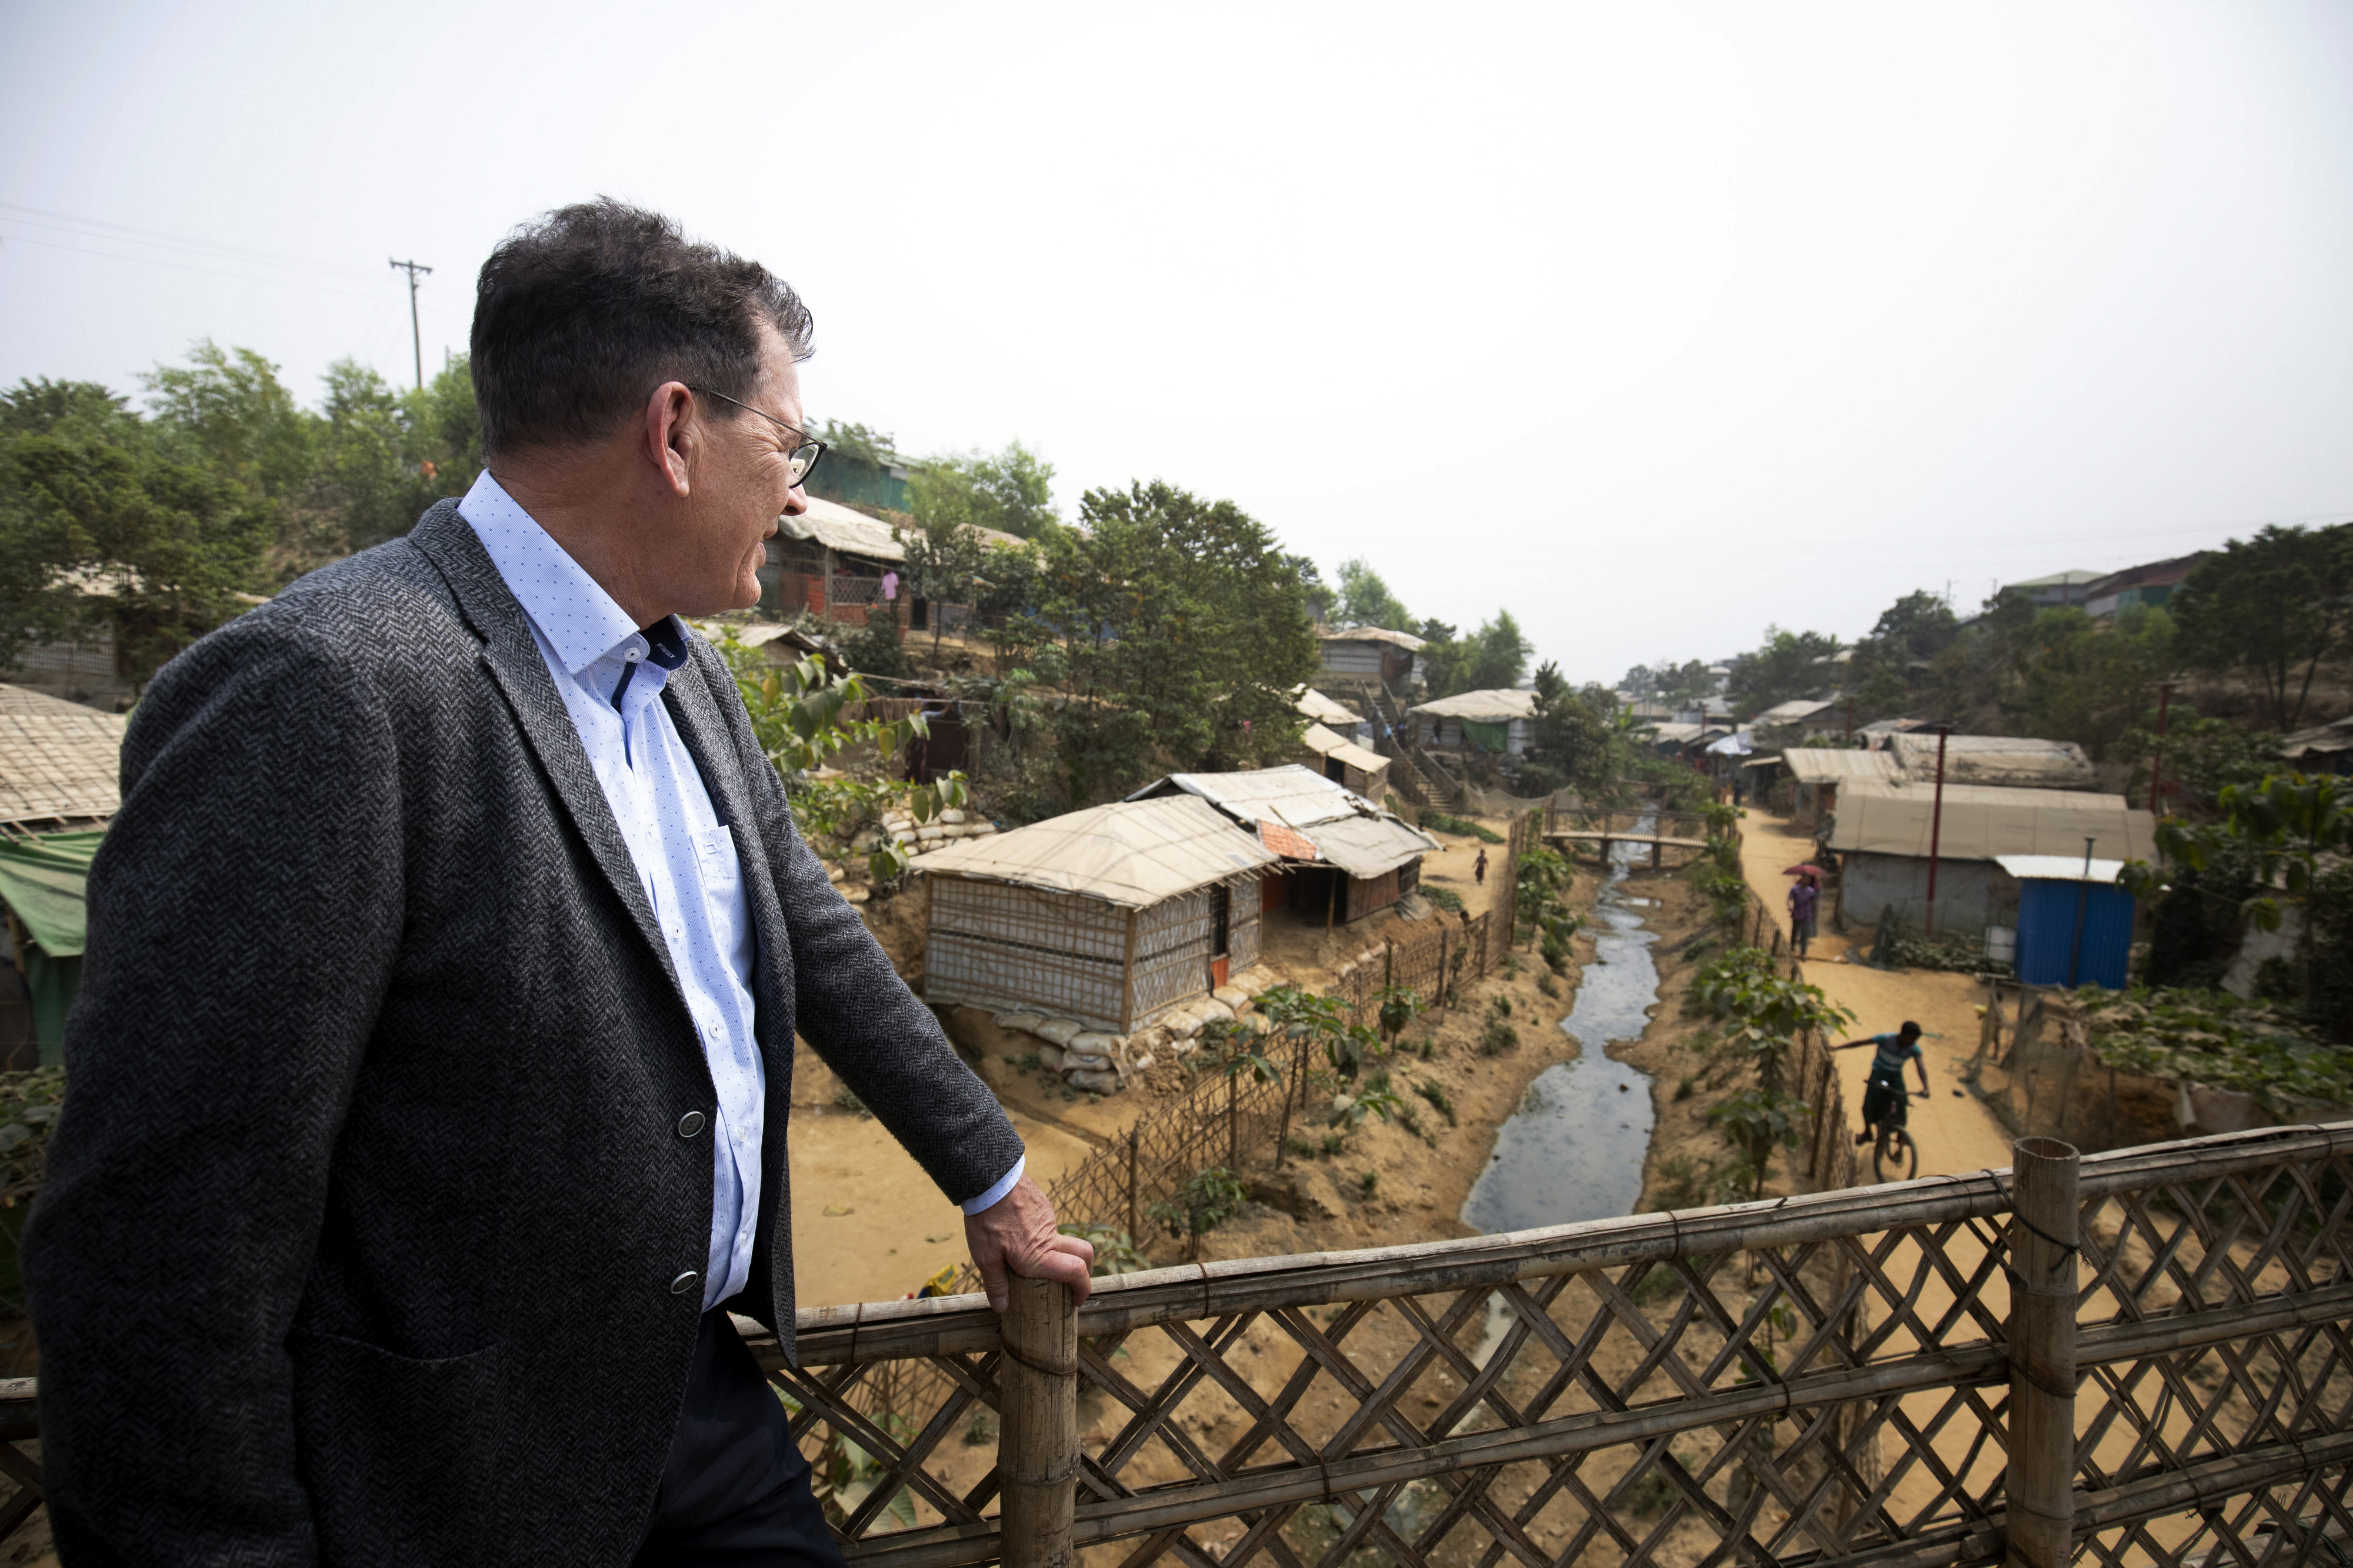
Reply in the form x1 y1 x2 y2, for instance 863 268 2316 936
1899 1020 1921 1039
471 199 814 457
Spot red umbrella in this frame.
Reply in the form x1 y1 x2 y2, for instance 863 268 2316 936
1784 863 1826 878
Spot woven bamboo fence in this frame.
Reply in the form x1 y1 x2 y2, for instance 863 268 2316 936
735 1120 2353 1567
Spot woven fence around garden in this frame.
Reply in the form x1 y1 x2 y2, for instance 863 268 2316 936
726 1119 2353 1568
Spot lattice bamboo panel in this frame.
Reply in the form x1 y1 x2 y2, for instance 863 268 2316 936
752 1124 2353 1568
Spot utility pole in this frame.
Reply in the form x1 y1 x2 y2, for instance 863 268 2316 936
388 258 433 391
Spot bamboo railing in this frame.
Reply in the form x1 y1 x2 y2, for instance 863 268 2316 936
745 1120 2353 1567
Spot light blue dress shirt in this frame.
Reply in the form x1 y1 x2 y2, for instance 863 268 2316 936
459 473 1019 1311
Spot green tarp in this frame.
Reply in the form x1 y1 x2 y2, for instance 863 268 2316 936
1461 718 1510 753
0 831 102 1065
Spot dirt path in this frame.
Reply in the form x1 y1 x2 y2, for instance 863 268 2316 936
1734 812 2015 1178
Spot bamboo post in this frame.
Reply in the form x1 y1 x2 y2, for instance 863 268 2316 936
2006 1137 2079 1568
999 1275 1079 1568
1126 1124 1141 1236
1437 926 1451 1013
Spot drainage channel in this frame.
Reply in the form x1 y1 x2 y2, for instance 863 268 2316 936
1461 816 1664 1237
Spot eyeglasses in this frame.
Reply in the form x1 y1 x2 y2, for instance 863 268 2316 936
688 385 826 488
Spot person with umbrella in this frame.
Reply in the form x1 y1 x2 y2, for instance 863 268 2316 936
1786 863 1824 958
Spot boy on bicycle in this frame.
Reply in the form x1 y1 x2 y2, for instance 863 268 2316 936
1834 1021 1931 1146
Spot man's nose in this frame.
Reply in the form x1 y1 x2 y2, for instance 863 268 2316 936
779 484 809 518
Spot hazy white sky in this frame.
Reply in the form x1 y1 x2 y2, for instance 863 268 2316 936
5 1 2349 682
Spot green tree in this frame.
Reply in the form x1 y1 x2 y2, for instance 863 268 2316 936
1333 557 1413 630
2000 604 2175 760
1463 611 1532 693
1032 481 1317 805
1282 554 1334 622
1848 590 1958 717
1527 662 1625 798
1726 627 1841 718
2171 523 2353 732
909 441 1059 539
893 516 991 660
0 394 274 681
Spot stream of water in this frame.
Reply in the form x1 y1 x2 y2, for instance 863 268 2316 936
1459 821 1664 1236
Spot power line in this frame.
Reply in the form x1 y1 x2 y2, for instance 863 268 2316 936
0 201 376 278
0 229 386 301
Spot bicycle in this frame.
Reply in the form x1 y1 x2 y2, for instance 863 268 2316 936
1869 1089 1929 1182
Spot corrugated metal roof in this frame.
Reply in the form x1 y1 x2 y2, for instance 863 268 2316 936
1994 855 2128 884
912 795 1274 907
1408 688 1539 722
1754 698 1837 724
1128 765 1437 880
0 686 125 826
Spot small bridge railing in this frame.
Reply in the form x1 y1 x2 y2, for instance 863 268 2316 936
752 1122 2353 1567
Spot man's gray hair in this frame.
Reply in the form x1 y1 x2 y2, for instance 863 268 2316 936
470 198 814 457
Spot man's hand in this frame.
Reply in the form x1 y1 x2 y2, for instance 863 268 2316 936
966 1173 1095 1312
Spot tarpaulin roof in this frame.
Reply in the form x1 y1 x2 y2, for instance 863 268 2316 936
2281 714 2353 759
1318 626 1427 651
1706 729 1755 756
1887 733 2097 790
775 496 1024 564
1129 765 1437 879
1408 688 1538 722
0 686 126 826
1292 686 1364 728
1298 723 1387 776
1753 698 1837 725
1830 778 2154 862
0 829 102 956
913 795 1274 908
1780 748 1901 785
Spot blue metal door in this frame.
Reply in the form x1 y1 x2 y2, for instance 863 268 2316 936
2016 879 2135 989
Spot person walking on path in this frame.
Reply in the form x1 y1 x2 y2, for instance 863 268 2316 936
1473 847 1488 886
1787 872 1820 959
25 199 1092 1566
1834 1022 1932 1146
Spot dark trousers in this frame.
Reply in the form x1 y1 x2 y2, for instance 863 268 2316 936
634 1309 847 1567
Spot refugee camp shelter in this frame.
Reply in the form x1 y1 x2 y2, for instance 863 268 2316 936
915 796 1277 1033
0 685 128 1064
1296 724 1390 799
759 497 1023 629
1997 855 2134 990
2086 553 2208 619
1751 698 1840 737
1887 733 2097 791
1293 686 1364 731
1779 747 1901 828
1317 627 1425 690
1409 689 1538 755
1827 777 2154 929
1128 765 1438 925
2281 715 2353 776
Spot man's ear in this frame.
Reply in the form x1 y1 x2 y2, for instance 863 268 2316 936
645 382 696 498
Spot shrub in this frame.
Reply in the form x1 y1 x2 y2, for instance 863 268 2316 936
1414 1079 1458 1125
1147 1167 1248 1251
1479 1018 1521 1056
1359 1170 1380 1200
1424 885 1466 913
1423 812 1506 843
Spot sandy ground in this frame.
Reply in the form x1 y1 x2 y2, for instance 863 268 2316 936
1734 811 2018 1178
785 812 1519 1307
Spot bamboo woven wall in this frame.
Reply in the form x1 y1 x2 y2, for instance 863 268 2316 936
1129 889 1216 1027
926 878 1129 1030
757 1122 2353 1568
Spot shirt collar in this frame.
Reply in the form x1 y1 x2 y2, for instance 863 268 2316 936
458 469 667 677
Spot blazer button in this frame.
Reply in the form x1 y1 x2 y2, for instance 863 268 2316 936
670 1270 700 1296
677 1111 707 1138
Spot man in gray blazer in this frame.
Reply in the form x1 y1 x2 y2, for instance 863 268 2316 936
24 199 1092 1564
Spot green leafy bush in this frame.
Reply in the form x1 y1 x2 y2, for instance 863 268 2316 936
2077 987 2353 1110
1422 812 1505 843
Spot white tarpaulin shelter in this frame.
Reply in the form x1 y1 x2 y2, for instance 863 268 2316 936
1292 686 1364 728
1887 733 2097 790
1781 749 1901 785
1130 765 1435 880
1296 723 1390 798
1830 778 2154 862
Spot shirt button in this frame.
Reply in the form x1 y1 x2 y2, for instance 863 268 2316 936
677 1111 706 1138
670 1270 700 1296
626 648 644 663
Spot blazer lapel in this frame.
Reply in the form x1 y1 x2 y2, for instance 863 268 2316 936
406 503 684 1000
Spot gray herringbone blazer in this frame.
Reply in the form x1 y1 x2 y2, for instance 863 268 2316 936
22 501 1022 1564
